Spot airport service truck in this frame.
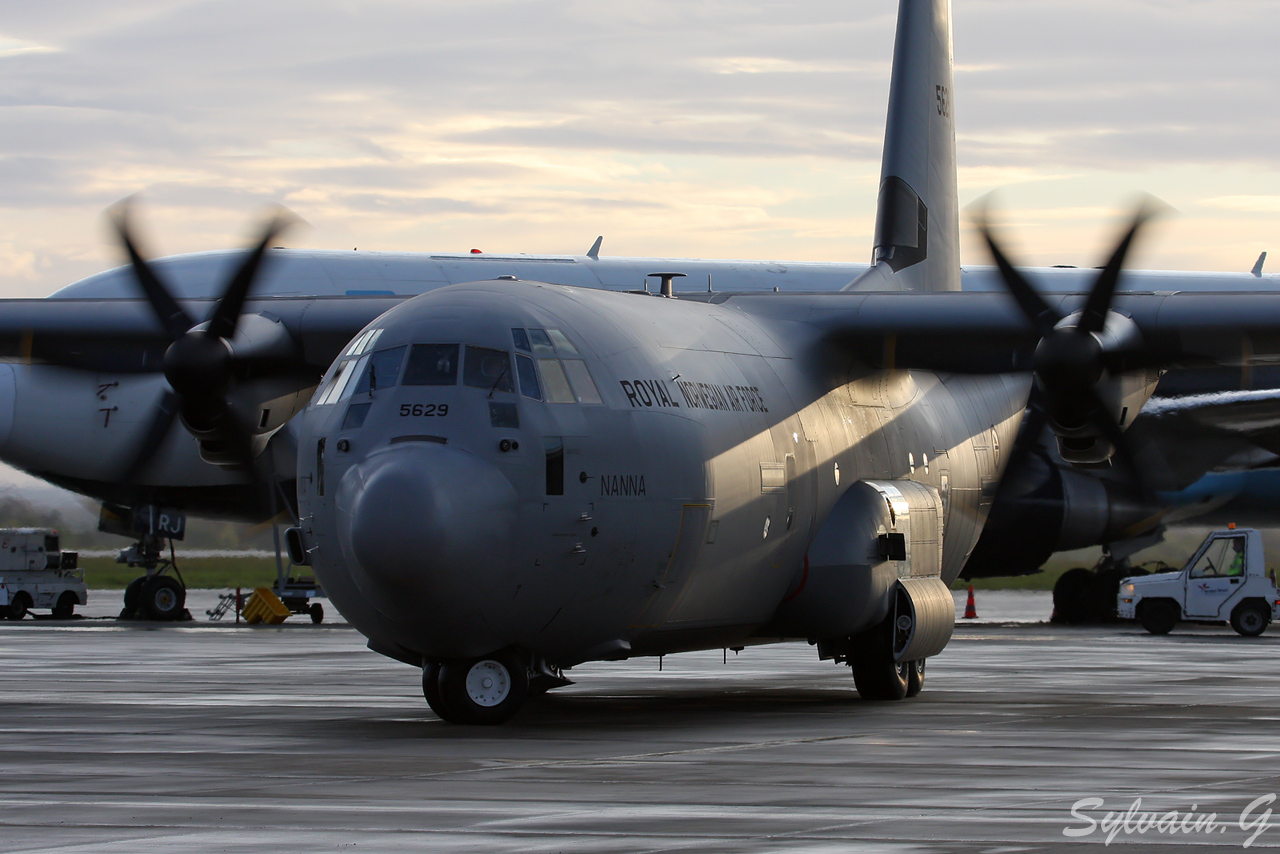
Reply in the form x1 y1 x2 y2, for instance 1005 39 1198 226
0 528 84 620
1117 527 1280 636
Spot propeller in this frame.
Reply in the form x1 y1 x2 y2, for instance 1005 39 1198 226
976 201 1164 494
109 200 303 483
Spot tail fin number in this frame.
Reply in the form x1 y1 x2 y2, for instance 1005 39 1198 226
935 85 950 118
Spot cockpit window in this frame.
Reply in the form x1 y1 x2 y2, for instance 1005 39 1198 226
516 354 542 400
315 355 364 405
527 328 556 357
546 328 579 355
561 360 602 403
512 328 531 352
464 346 514 393
537 359 575 403
353 345 407 395
403 344 460 386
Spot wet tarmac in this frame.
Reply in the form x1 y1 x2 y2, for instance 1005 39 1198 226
64 587 1049 626
1 618 1278 852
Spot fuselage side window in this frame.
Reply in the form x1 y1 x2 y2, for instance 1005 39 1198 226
464 346 514 393
403 344 460 386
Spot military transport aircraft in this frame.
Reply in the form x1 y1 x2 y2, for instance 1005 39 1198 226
3 0 1280 721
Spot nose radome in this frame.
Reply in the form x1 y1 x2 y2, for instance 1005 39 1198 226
334 442 520 650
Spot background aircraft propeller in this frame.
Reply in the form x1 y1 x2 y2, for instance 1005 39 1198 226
109 201 303 484
977 202 1163 499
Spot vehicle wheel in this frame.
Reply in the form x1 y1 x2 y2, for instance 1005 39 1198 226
309 602 324 624
141 575 186 621
1230 602 1270 637
6 591 31 621
122 576 147 617
1139 600 1178 635
436 653 529 725
1052 567 1098 623
52 591 77 620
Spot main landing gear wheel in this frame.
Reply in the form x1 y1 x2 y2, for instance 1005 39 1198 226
431 653 529 725
905 659 926 698
1230 602 1270 638
141 575 186 621
309 602 324 624
851 619 909 701
1139 600 1178 635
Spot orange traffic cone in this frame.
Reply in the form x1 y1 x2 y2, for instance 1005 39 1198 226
963 585 978 619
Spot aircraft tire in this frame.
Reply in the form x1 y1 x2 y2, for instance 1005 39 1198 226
309 602 324 624
52 591 77 620
437 653 529 725
5 591 31 620
1230 602 1270 638
850 621 909 701
141 575 186 621
1138 599 1178 635
1052 568 1097 623
122 576 147 617
421 661 462 723
905 659 926 698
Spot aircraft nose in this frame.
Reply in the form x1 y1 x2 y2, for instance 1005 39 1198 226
334 442 520 654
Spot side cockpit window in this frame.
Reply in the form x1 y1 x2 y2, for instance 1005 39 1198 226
516 355 541 400
403 344 460 386
511 326 602 405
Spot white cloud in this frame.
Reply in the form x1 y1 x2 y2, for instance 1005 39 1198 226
0 0 1276 293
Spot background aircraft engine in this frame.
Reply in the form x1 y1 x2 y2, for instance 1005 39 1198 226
962 448 1153 578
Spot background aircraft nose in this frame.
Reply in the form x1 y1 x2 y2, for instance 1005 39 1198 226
334 442 520 654
0 364 15 450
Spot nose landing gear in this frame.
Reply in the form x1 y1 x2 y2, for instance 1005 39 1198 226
422 651 530 725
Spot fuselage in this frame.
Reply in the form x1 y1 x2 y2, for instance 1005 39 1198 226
0 249 1272 525
294 281 1026 663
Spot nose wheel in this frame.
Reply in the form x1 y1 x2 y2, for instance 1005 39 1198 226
422 652 529 725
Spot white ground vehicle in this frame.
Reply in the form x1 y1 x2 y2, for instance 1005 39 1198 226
1118 527 1280 636
0 528 85 620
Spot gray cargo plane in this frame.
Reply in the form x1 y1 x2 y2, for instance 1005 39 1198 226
2 0 1280 720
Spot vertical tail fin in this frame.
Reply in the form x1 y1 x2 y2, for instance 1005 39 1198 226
848 0 959 292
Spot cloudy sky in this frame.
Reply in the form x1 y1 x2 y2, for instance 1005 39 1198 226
1 0 1279 301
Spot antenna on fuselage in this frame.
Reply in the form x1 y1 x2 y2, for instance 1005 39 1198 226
647 272 686 298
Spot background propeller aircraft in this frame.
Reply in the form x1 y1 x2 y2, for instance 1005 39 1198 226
0 0 1279 720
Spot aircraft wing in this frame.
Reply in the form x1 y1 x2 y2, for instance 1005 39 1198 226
0 295 407 372
721 290 1280 373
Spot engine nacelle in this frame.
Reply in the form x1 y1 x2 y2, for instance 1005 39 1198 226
962 449 1152 578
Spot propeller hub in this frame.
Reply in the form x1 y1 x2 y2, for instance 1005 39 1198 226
1033 328 1103 392
163 332 233 397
